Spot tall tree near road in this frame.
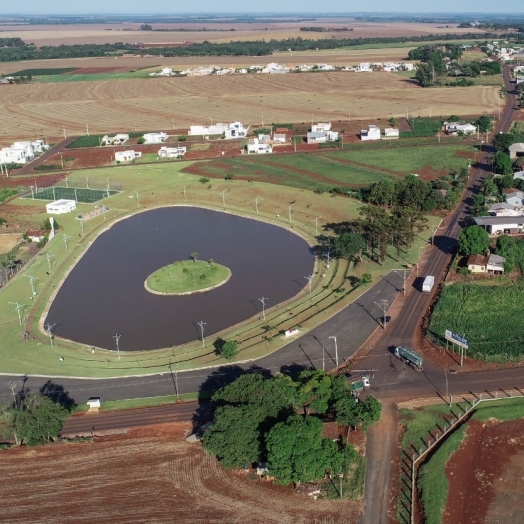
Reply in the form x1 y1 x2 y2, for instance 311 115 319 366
333 232 366 263
458 225 490 256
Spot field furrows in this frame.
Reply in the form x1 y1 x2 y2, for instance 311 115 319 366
0 73 502 141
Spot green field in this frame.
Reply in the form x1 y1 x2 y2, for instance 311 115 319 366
428 280 524 362
11 68 77 76
22 186 120 204
184 142 474 191
35 70 157 83
146 259 230 294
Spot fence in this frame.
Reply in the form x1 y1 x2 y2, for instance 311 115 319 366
399 389 524 524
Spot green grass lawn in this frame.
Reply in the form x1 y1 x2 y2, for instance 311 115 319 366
468 74 503 86
146 260 230 294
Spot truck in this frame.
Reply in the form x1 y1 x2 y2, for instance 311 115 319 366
347 375 370 395
422 275 435 293
394 346 423 372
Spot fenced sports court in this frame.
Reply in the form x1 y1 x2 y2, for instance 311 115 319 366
21 178 123 203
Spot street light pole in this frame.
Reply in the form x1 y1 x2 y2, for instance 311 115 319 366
113 333 121 360
329 335 338 366
9 301 25 325
304 275 313 298
134 191 140 208
258 297 267 321
374 300 389 330
198 321 206 347
312 217 321 236
44 323 56 347
444 369 451 406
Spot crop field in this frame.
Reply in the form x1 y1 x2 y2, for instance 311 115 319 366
0 422 360 523
0 72 502 142
428 280 524 361
11 67 78 76
184 142 475 191
0 20 486 46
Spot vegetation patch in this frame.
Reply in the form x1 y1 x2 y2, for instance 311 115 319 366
428 280 524 361
145 258 230 295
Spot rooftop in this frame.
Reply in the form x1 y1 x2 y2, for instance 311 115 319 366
468 254 488 266
474 215 524 225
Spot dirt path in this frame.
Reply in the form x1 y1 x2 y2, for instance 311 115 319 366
360 400 398 524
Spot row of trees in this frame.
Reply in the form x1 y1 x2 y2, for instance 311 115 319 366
203 371 381 486
0 32 510 62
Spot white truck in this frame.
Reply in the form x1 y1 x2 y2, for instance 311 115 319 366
422 275 435 293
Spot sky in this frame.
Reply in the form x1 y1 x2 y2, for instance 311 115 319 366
3 1 524 15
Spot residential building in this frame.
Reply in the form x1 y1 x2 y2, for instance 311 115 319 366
514 170 524 182
102 134 129 146
473 215 524 235
489 202 520 216
46 199 77 214
444 122 477 135
115 150 142 162
311 123 332 133
357 63 371 72
158 146 186 159
143 132 168 144
502 188 524 208
515 75 524 84
487 254 506 274
273 133 287 143
467 254 489 273
509 143 524 160
189 122 248 139
246 138 272 154
360 125 381 141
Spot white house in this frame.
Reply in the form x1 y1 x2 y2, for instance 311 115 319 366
143 132 168 144
115 150 142 162
473 215 524 235
444 122 477 135
311 122 331 132
189 122 248 138
246 138 272 154
486 254 506 274
46 199 77 214
0 144 34 164
489 202 521 216
357 63 372 72
384 128 400 139
509 143 524 160
158 146 186 159
273 133 287 143
102 134 129 146
360 125 381 141
307 131 327 144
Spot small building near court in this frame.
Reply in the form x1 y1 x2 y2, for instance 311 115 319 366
46 199 77 214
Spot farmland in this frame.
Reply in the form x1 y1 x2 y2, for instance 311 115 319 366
183 142 475 191
0 68 502 142
428 280 524 362
0 422 361 523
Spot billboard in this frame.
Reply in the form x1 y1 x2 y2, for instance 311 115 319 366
445 330 469 349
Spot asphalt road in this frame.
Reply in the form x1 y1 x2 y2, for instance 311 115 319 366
0 271 405 406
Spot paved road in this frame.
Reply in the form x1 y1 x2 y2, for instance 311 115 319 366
360 65 519 524
0 271 405 405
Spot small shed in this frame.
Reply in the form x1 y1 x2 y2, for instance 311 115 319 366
87 397 101 412
487 254 506 274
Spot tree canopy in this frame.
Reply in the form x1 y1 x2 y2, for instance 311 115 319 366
458 225 490 256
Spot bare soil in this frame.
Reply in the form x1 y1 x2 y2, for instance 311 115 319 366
0 422 361 523
444 419 524 524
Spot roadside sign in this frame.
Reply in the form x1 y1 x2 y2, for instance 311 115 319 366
445 330 469 349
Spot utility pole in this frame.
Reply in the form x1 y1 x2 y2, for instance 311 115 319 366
8 381 17 405
329 335 339 366
63 127 67 139
9 301 26 325
431 224 438 244
175 363 179 399
374 299 389 329
221 190 226 207
113 333 121 360
197 321 206 347
444 369 451 406
134 191 140 207
325 249 331 269
395 270 407 295
44 323 56 347
288 205 293 223
253 197 260 214
304 275 313 298
62 233 71 252
312 217 321 236
183 185 187 200
86 123 89 136
258 297 267 321
24 274 38 296
60 153 64 170
44 252 54 272
80 217 84 236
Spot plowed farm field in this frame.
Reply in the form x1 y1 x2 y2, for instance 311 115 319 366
0 72 502 141
0 422 360 523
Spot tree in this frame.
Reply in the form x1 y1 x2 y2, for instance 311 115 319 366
493 151 513 175
9 392 70 446
266 415 350 486
218 340 238 359
203 404 262 468
43 218 59 230
297 370 333 415
360 395 382 426
140 23 153 31
333 232 366 262
492 133 515 152
191 252 198 264
360 273 372 285
458 225 490 255
475 114 492 133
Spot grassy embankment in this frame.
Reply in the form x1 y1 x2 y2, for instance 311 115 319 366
146 260 230 294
